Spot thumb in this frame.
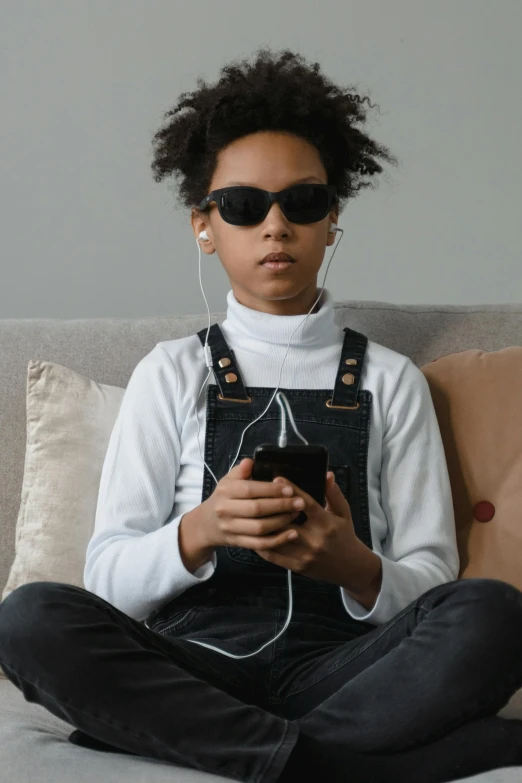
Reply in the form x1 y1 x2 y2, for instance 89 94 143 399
229 457 253 478
325 471 351 516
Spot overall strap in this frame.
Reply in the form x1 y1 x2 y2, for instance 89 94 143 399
196 323 251 402
196 323 368 409
327 327 368 411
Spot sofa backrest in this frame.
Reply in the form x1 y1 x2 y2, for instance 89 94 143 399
1 299 521 595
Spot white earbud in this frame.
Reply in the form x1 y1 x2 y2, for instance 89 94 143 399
199 225 336 241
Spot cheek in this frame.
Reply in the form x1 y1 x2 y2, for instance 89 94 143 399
302 227 328 252
217 245 254 279
214 227 249 261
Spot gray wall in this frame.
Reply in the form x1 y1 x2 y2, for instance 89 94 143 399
1 0 521 318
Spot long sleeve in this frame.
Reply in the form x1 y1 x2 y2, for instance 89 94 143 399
83 344 216 622
341 358 460 625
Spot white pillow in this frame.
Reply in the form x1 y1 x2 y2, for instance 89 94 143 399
0 360 123 677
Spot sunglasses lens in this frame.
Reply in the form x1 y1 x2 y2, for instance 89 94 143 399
219 185 331 225
220 188 267 225
282 185 330 223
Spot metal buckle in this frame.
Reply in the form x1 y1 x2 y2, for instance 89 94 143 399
325 398 360 410
217 393 252 403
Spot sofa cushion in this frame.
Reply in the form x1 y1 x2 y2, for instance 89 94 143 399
421 348 522 592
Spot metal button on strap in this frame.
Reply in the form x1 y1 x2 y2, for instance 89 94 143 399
342 373 355 385
218 357 231 368
345 359 357 365
225 372 238 383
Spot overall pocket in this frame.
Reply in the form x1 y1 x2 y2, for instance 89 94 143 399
145 588 216 634
148 606 203 635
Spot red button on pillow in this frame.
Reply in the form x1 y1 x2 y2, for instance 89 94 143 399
473 501 495 523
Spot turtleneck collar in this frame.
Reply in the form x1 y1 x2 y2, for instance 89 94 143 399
221 286 341 347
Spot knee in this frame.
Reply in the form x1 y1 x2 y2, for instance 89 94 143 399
0 581 92 684
2 580 73 613
453 577 522 608
448 578 522 638
0 581 79 648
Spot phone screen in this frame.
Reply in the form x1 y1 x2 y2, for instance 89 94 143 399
251 444 329 521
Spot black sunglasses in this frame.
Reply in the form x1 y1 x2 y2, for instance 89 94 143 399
197 184 337 226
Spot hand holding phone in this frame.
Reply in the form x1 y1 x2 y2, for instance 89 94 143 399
198 458 306 551
252 444 329 524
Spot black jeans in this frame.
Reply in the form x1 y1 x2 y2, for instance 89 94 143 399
1 577 522 783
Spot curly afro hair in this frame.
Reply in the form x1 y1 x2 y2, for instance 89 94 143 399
150 46 400 217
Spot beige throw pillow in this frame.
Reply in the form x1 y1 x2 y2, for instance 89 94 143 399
421 347 522 592
0 361 123 678
3 360 124 600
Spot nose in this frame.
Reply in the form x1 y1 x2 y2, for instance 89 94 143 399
262 201 291 235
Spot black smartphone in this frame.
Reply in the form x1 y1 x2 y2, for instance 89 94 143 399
251 444 329 524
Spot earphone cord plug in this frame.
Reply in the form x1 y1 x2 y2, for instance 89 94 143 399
204 342 213 370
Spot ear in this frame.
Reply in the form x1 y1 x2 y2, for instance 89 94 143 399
191 210 213 252
327 210 339 245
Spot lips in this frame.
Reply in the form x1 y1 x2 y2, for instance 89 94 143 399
260 252 295 264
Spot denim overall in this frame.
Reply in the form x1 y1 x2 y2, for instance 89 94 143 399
142 321 379 711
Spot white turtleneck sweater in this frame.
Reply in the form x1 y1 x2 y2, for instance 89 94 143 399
84 287 460 626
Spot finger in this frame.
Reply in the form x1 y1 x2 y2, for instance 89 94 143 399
224 514 303 543
272 476 316 509
236 527 299 550
228 457 254 477
325 473 352 515
224 496 304 521
227 476 296 499
250 510 304 536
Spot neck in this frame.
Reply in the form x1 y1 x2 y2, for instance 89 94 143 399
221 286 340 348
230 284 322 316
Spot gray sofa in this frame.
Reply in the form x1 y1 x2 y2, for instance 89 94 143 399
1 298 522 783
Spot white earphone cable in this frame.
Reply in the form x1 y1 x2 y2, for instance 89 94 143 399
179 222 343 658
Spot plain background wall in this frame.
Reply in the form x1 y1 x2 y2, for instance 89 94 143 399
1 0 521 318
